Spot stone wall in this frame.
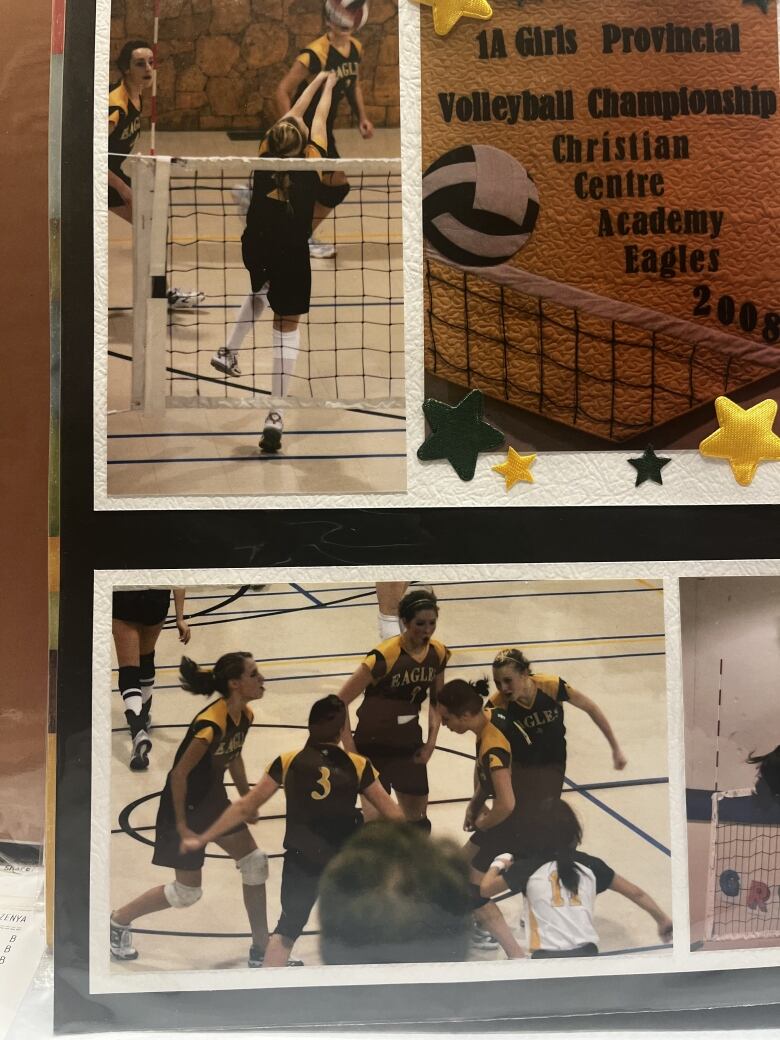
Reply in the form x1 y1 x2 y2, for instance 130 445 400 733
110 0 399 133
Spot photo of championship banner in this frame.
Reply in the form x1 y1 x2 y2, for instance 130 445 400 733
420 0 780 446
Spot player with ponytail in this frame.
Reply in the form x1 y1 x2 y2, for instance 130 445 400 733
212 70 337 454
110 653 275 968
480 800 673 957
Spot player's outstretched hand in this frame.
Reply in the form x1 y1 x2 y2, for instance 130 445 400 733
360 118 374 139
613 748 627 770
658 916 673 943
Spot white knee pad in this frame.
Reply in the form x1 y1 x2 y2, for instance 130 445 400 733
164 880 203 908
236 849 268 886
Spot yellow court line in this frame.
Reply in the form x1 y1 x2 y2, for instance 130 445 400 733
147 633 664 675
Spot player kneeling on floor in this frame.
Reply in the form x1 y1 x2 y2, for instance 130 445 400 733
110 653 271 967
182 694 405 966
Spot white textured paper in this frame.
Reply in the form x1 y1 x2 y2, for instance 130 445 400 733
89 559 780 995
92 0 780 509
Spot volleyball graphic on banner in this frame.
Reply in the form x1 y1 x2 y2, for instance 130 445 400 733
422 145 540 268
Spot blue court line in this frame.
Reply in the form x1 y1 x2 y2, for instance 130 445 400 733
108 451 405 465
111 649 665 690
108 427 405 439
564 776 671 857
290 582 322 607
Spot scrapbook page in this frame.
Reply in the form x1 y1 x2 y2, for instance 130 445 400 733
50 0 780 1034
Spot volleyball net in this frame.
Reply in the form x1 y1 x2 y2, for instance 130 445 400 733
425 251 780 442
127 155 404 412
704 788 780 942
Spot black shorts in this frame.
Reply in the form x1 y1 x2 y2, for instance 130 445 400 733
469 811 524 874
241 230 311 315
112 588 171 627
354 739 429 797
151 782 249 872
108 165 130 208
273 850 326 941
531 943 598 959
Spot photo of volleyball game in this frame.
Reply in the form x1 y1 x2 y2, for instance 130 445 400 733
682 576 780 951
420 0 780 451
102 578 672 975
106 0 404 497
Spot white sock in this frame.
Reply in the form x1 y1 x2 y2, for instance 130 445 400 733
227 291 267 354
272 327 300 397
378 612 401 640
122 692 143 716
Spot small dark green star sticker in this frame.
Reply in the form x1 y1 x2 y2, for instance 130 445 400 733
628 445 671 486
743 0 768 12
418 389 504 480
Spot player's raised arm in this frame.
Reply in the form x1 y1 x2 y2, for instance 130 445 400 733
276 59 310 118
309 71 337 153
566 685 627 770
286 69 331 124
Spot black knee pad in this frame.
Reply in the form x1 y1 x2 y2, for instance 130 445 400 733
317 180 350 209
139 652 155 684
468 883 489 910
118 665 141 698
410 817 432 835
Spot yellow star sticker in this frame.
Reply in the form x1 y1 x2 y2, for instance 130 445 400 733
699 396 780 486
414 0 493 36
492 446 536 490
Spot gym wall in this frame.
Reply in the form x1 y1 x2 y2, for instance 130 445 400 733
109 0 400 133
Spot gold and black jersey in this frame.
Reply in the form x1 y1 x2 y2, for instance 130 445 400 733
171 698 254 804
267 742 377 862
294 34 362 132
354 636 450 744
108 81 142 172
489 674 570 767
246 138 326 238
475 720 512 800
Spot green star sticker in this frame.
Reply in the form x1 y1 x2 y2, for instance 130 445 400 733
418 389 505 481
628 445 671 486
743 0 768 12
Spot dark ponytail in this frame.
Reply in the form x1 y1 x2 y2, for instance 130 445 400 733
179 652 252 698
437 677 487 718
535 799 583 895
748 745 780 801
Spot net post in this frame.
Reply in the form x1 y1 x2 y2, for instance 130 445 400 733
144 158 171 413
703 790 720 941
130 158 154 410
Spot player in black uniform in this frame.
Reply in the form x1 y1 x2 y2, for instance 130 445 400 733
182 694 404 966
338 587 449 830
110 654 272 967
480 799 673 956
748 745 780 806
276 4 374 258
489 648 627 812
112 587 190 771
211 70 337 454
108 40 203 308
436 678 525 958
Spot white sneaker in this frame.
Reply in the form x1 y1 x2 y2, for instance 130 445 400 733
211 349 241 377
308 237 336 259
130 730 152 772
110 918 138 960
232 183 252 217
260 411 284 453
168 287 206 309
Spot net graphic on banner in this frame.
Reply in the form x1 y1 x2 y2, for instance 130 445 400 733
425 252 780 442
705 788 780 942
128 155 404 411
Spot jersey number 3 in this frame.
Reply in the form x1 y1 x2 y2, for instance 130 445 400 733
311 766 332 800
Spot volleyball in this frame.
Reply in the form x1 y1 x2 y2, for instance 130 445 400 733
324 0 369 31
422 145 540 268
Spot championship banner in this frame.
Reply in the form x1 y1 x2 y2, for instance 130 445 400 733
421 0 780 444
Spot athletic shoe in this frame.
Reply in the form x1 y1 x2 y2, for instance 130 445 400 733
139 703 152 731
130 730 152 772
110 918 138 960
232 183 252 217
308 237 336 259
210 348 241 377
167 287 206 309
259 411 284 453
248 944 304 967
471 924 500 950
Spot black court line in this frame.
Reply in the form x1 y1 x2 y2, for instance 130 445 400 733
290 583 322 607
109 428 405 440
107 350 406 422
108 452 405 465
